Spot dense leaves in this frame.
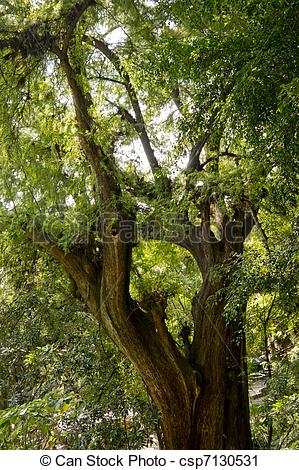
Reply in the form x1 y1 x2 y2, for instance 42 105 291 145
0 0 298 449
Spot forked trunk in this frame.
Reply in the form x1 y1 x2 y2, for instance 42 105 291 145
98 242 252 449
150 298 252 449
37 234 252 449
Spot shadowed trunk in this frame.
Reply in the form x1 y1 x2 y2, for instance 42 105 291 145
189 270 252 449
34 227 252 449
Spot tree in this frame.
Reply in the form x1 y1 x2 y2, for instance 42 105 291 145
0 0 297 449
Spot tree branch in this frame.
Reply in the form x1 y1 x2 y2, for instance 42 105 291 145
0 1 95 59
218 151 241 159
186 111 219 172
82 34 170 189
199 156 218 170
56 52 121 203
105 98 137 126
248 204 271 256
186 81 234 173
187 134 210 172
171 86 184 114
90 74 126 86
62 0 96 53
26 228 101 316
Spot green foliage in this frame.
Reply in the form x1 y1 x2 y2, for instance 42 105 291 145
0 0 298 450
0 392 82 450
251 361 299 449
131 241 198 342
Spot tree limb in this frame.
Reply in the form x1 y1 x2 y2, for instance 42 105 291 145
186 81 234 173
248 205 271 256
186 111 219 172
62 0 96 53
26 228 101 316
56 53 121 203
171 86 184 114
105 98 137 126
187 134 210 172
0 0 95 58
82 34 170 189
218 150 241 159
90 74 126 86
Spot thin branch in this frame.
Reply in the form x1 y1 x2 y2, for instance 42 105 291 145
218 150 241 159
102 25 119 39
265 293 276 324
247 202 271 256
186 81 235 173
171 87 184 115
186 111 219 172
21 166 42 212
98 365 121 403
199 156 218 170
82 34 169 187
90 73 126 86
105 98 137 125
62 0 96 53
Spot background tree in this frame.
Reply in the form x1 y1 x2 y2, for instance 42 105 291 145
0 0 298 449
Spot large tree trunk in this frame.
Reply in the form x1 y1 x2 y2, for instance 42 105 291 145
99 252 251 449
188 265 252 449
37 231 252 449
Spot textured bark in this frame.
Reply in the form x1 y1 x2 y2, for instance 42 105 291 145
33 88 251 452
188 273 252 449
33 226 252 449
223 324 252 449
180 223 252 449
96 240 199 449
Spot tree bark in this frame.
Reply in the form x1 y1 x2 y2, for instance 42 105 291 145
189 272 252 449
34 228 252 449
98 241 197 449
103 245 252 449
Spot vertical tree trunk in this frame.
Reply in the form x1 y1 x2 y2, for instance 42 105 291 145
187 252 252 449
95 241 251 449
157 292 252 449
189 304 252 448
35 231 252 449
223 323 252 449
